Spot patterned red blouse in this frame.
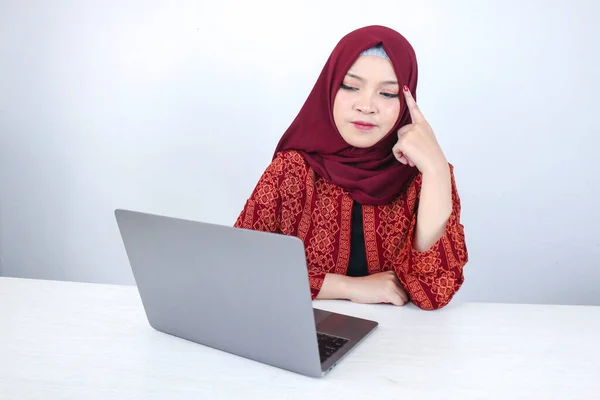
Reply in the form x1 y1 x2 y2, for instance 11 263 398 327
234 150 468 310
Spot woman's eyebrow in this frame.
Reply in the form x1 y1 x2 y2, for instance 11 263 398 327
345 73 398 85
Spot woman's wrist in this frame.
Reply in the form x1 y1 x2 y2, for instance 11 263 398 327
421 157 450 180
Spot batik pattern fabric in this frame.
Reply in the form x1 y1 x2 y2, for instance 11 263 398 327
234 151 468 310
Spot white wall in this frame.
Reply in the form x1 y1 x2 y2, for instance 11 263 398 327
1 0 599 305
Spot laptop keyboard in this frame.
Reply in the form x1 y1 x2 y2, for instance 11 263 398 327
317 332 349 363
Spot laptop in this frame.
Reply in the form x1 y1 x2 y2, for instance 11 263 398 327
114 208 378 378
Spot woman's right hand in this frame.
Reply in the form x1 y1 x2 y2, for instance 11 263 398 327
347 271 409 306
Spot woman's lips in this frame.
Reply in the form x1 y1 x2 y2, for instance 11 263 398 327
352 121 376 131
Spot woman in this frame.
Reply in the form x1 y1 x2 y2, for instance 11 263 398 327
234 25 468 310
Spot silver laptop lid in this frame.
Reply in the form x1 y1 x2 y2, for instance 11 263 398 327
114 208 323 377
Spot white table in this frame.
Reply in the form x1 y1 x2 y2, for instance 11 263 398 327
1 277 598 399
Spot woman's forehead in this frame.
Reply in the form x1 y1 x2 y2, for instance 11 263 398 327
346 55 398 82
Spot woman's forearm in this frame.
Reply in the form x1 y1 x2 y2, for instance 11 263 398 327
413 163 452 252
316 273 352 300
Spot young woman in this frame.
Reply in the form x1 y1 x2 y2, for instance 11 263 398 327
234 25 468 310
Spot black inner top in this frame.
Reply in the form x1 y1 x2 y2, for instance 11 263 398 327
346 200 369 277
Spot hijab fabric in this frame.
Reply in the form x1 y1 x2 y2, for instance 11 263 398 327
273 25 419 205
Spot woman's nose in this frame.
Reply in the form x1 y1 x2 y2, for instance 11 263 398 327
355 93 376 114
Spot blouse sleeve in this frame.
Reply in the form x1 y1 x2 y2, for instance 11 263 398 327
233 153 286 233
394 165 469 310
233 152 325 299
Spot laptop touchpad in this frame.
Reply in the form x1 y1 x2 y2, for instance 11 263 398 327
313 308 331 325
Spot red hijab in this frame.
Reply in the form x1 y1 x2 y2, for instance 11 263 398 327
273 25 419 205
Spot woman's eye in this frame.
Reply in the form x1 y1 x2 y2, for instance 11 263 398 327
340 83 357 91
340 83 397 98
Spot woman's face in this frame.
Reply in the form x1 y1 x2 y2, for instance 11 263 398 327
332 55 401 148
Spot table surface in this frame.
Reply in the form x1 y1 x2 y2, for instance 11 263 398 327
1 276 599 399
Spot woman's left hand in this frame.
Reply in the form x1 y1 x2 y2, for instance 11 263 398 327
392 86 448 175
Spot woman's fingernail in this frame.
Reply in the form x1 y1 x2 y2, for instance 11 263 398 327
403 85 409 92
